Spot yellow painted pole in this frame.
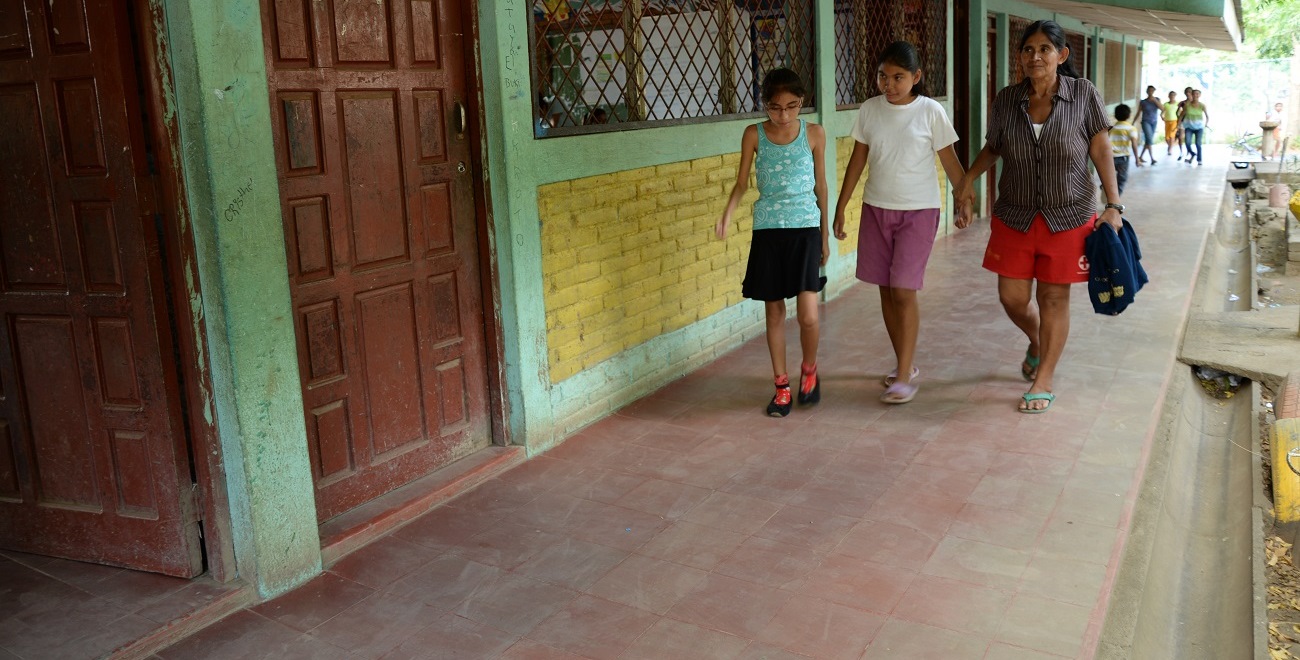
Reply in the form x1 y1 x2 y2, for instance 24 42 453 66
1273 418 1300 522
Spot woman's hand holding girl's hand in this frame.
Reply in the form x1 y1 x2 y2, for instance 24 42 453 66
954 199 974 229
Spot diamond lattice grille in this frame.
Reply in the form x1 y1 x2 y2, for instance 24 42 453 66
531 0 816 136
832 0 946 107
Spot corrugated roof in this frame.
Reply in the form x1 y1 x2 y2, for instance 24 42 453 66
1022 0 1243 51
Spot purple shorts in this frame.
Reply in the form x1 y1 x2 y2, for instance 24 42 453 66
855 203 940 290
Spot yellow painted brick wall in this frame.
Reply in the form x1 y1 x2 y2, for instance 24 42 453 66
834 136 950 258
835 136 866 256
539 156 757 383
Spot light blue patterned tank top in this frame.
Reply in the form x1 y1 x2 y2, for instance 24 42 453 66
753 119 820 230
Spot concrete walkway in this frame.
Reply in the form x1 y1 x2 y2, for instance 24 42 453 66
3 152 1226 660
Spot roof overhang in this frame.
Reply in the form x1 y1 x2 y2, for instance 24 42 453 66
1021 0 1243 51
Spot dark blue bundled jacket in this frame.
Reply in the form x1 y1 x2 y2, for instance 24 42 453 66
1084 219 1147 315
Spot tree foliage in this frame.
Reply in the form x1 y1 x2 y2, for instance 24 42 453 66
1243 0 1299 59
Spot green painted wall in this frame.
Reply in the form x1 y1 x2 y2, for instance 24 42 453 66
478 0 966 450
163 0 320 598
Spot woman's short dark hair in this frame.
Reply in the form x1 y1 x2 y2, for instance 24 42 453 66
761 68 806 102
1018 20 1080 78
877 41 926 97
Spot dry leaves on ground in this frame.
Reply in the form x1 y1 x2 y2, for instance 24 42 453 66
1268 535 1300 659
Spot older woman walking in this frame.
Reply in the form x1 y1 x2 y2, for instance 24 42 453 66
955 20 1124 413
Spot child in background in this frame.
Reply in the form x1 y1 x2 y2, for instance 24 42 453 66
1162 90 1182 158
716 68 829 417
1109 103 1142 195
833 41 968 405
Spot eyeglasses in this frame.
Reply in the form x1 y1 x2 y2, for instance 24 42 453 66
765 102 802 114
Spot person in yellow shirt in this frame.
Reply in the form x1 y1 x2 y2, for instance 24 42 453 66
1109 104 1142 194
1162 90 1182 158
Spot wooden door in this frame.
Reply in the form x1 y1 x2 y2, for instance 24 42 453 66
262 0 492 522
0 0 202 576
986 15 998 212
952 0 970 169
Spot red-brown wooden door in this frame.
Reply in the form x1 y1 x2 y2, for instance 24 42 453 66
262 0 492 521
0 0 202 576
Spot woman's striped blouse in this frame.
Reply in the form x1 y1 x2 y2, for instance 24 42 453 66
986 75 1111 233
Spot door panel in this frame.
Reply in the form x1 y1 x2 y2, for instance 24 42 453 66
263 0 492 522
0 0 202 577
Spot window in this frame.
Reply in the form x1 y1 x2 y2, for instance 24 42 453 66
531 0 815 136
833 0 946 107
1104 40 1122 103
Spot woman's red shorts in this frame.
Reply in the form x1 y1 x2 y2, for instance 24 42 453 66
982 213 1093 284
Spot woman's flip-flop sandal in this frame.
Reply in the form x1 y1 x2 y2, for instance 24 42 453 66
1021 349 1040 382
1019 391 1055 414
880 381 918 404
881 366 920 388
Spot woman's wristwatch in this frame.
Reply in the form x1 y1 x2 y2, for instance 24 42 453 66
1104 203 1125 213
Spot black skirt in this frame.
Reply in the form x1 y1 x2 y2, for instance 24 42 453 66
741 227 827 302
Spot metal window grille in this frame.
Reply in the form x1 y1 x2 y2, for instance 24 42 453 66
833 0 946 107
530 0 815 137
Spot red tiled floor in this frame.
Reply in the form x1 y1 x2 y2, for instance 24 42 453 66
758 594 885 660
835 520 939 571
753 504 858 553
251 572 374 632
666 574 792 639
381 613 518 659
525 594 659 660
891 575 1014 638
586 554 709 614
861 619 990 659
620 617 750 659
796 553 915 614
512 537 628 590
305 590 442 657
636 521 747 570
454 571 578 634
713 536 823 591
100 159 1218 659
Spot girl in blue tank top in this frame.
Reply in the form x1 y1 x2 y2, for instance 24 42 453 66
716 69 829 417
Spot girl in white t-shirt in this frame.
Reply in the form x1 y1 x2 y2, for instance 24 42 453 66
833 41 969 404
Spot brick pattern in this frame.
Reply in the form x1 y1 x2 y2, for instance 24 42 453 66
539 155 755 383
1279 372 1300 420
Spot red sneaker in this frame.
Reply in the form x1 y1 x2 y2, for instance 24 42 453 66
798 363 820 405
767 375 792 417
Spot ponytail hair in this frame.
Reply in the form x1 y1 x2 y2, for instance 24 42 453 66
877 41 926 97
1018 20 1080 78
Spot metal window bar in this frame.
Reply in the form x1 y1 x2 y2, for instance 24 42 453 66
530 0 816 137
832 0 947 107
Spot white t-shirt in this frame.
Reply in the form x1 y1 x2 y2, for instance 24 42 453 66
850 95 959 210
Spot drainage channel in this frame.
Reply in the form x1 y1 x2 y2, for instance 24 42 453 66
1098 181 1265 660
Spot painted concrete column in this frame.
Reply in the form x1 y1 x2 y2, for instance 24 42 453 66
162 0 321 597
813 0 839 281
476 0 558 450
